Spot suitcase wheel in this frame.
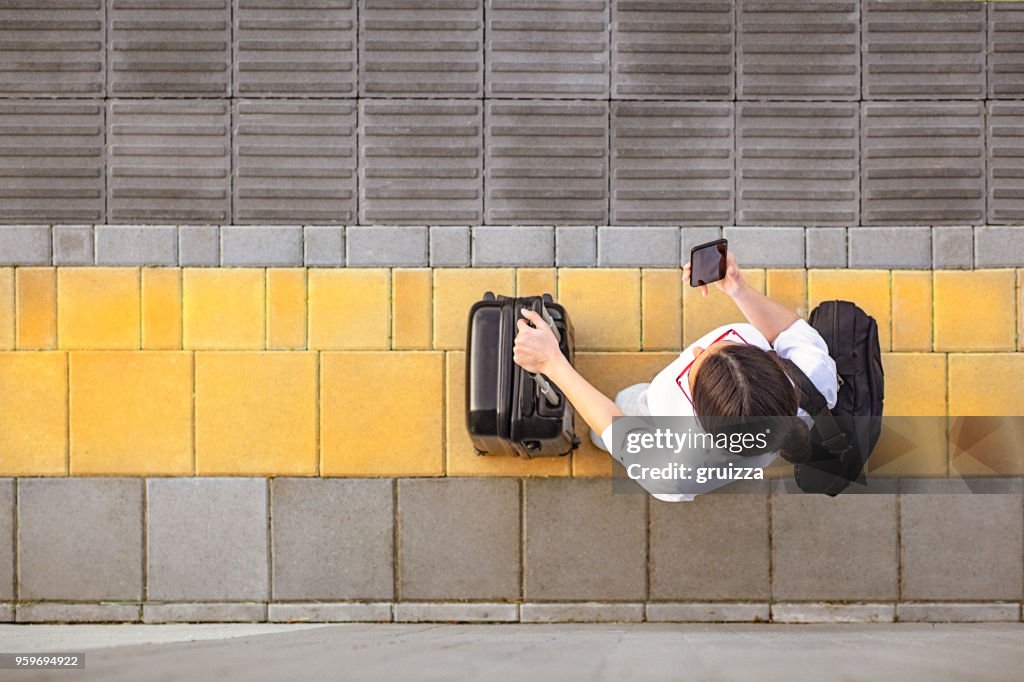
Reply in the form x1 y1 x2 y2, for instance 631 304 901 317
483 291 495 301
542 293 554 304
474 448 486 456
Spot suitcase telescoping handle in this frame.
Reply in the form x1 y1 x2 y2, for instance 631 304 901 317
522 299 561 407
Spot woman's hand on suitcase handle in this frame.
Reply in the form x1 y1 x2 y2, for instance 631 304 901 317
514 308 565 376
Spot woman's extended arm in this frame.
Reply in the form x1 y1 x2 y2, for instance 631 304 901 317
684 252 798 344
513 309 623 437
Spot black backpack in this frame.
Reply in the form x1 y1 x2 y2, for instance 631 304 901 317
775 300 885 496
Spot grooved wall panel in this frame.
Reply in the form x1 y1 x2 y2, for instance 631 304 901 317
108 100 231 224
989 2 1024 98
861 102 985 225
611 0 734 100
485 0 609 98
485 101 608 225
0 101 104 223
108 0 231 97
0 0 104 96
359 100 482 224
988 102 1024 225
736 103 858 226
737 0 860 100
610 102 733 225
359 0 483 97
863 0 986 100
234 100 356 224
235 0 356 97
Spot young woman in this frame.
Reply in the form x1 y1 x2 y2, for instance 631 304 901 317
513 252 838 501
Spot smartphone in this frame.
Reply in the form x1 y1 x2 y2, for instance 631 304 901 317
689 238 728 287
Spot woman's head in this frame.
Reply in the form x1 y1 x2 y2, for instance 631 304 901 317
691 342 810 463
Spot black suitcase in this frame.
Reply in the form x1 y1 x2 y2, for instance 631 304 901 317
466 292 579 457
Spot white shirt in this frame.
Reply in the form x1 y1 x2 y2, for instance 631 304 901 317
601 319 839 502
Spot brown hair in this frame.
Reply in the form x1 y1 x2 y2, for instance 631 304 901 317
691 343 811 463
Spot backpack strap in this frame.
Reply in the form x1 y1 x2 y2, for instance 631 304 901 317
769 351 850 457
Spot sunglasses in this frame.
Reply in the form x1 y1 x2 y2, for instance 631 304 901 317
675 327 752 408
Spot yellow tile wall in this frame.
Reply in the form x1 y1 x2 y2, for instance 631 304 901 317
0 266 1019 479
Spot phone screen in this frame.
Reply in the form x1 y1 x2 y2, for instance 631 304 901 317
690 239 728 287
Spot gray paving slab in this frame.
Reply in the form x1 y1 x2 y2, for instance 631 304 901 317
429 226 471 267
0 101 104 224
556 226 597 267
303 226 345 267
0 225 51 265
610 102 734 225
271 479 394 601
680 227 724 266
178 226 220 267
645 603 769 623
268 603 391 623
233 100 357 224
235 2 356 97
519 603 643 624
738 0 859 100
147 478 269 602
805 226 847 268
473 226 553 267
485 101 608 225
0 480 11 601
359 100 483 225
393 603 517 623
96 225 177 266
598 226 679 267
611 1 733 100
52 225 93 265
932 225 974 269
18 478 143 601
848 226 931 269
974 225 1024 267
347 225 428 267
398 478 520 601
722 226 805 268
220 226 303 267
485 0 609 98
143 603 267 624
15 603 140 624
360 0 482 97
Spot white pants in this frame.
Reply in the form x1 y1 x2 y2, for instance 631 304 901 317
589 382 652 452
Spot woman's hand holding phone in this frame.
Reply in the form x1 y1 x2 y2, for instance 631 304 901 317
684 250 745 298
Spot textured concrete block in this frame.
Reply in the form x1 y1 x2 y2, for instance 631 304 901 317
520 603 643 624
108 101 230 224
897 603 1021 624
650 492 770 601
486 101 608 225
611 103 733 225
308 270 389 349
360 0 482 97
485 0 609 98
612 1 733 99
934 271 1016 351
271 479 393 601
862 102 985 225
195 352 317 475
0 353 66 475
805 227 846 268
235 2 355 96
95 226 177 266
347 226 428 267
646 603 769 623
975 226 1024 268
902 492 1024 601
473 226 553 266
772 494 899 601
524 478 646 600
16 603 140 624
848 227 931 269
143 603 266 624
52 226 93 265
990 3 1024 98
558 269 640 350
109 1 230 96
398 479 520 600
680 227 723 266
738 0 859 100
0 226 51 265
304 226 345 267
18 478 143 601
722 227 804 267
737 103 859 226
429 226 470 267
0 2 104 96
221 226 303 266
269 603 392 623
359 101 483 225
0 102 104 223
598 226 679 267
234 101 356 224
178 226 219 266
147 478 269 602
393 603 517 623
932 226 974 269
771 604 895 624
555 226 597 267
863 0 985 100
0 480 11 600
183 268 264 350
58 268 139 349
